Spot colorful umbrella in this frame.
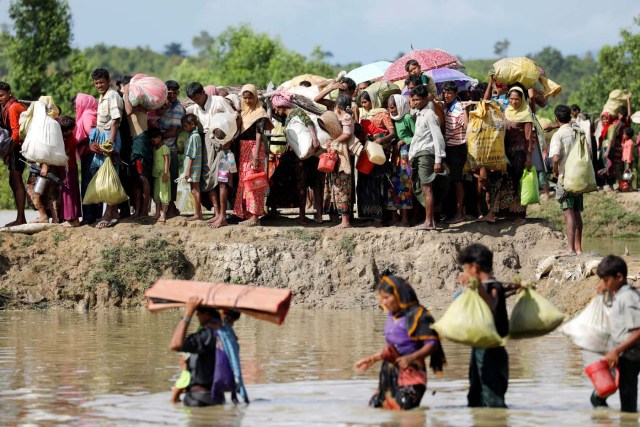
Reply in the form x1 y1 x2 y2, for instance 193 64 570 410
345 61 392 85
426 68 477 93
383 49 464 82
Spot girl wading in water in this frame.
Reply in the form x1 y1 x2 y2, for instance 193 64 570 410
355 276 446 410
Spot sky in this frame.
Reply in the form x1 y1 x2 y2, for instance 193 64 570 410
0 0 639 65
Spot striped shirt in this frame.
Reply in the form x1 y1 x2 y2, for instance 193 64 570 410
159 100 185 151
444 101 467 147
183 130 202 182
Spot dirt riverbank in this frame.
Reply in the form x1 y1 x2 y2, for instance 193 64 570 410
1 216 634 315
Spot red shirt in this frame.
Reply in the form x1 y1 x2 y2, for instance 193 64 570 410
2 99 27 142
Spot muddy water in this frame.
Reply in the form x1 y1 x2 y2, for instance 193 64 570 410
2 310 640 426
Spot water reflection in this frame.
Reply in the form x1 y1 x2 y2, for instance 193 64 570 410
1 310 639 426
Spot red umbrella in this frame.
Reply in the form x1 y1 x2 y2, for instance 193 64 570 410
383 49 464 82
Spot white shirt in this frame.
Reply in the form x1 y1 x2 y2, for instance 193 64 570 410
548 123 580 175
408 106 446 162
96 89 123 132
186 95 236 135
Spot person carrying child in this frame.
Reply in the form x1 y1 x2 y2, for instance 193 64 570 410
592 255 640 412
149 127 170 223
181 114 203 221
457 243 511 408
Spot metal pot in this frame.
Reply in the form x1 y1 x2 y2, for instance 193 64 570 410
33 176 49 195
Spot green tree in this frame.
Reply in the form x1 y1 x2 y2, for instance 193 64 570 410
3 0 72 99
493 38 510 57
571 17 640 114
44 50 95 114
164 42 186 57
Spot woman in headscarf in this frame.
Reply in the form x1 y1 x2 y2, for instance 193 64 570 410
598 112 616 189
233 84 273 226
357 87 396 227
386 95 414 226
268 90 323 224
494 85 536 224
73 93 99 225
355 275 446 411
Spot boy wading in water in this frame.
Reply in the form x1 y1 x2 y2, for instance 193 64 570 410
550 105 584 256
593 255 640 412
457 243 511 408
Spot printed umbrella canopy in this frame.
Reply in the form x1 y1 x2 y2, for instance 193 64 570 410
346 61 392 85
383 49 464 82
426 68 477 93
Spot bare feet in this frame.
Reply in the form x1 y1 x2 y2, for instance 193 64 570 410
514 217 526 226
446 215 465 225
31 216 50 224
158 215 167 223
208 218 228 229
414 222 436 231
187 215 203 221
62 220 81 228
476 214 496 224
240 218 260 227
559 249 577 257
333 222 352 229
205 216 218 224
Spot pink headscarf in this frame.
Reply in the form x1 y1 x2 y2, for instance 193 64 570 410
74 93 97 143
204 85 218 96
271 90 294 108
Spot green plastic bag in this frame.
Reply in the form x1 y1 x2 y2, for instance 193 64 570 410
432 279 504 349
174 370 191 389
562 129 597 194
83 157 129 205
520 166 539 206
508 283 565 339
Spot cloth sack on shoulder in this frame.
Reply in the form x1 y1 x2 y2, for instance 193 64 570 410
21 102 68 166
562 129 597 194
128 74 168 110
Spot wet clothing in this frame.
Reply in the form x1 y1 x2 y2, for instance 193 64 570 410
180 325 217 407
468 278 509 408
369 276 446 411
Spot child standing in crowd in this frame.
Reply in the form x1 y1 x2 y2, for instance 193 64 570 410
387 94 414 226
181 114 203 221
150 128 170 223
457 243 510 408
593 255 640 413
58 115 82 227
622 128 635 188
408 84 447 231
550 105 584 256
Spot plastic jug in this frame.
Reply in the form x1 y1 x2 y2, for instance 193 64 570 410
356 152 374 175
244 171 268 192
365 141 386 165
585 360 620 398
318 151 337 173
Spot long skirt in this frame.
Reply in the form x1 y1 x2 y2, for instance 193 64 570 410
61 167 81 221
386 145 413 210
233 139 266 219
357 164 388 221
324 171 351 215
369 361 426 411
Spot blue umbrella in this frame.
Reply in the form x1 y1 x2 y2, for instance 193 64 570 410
346 61 392 85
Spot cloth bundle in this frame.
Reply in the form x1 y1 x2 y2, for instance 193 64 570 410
602 89 631 116
561 294 612 354
464 100 507 172
493 57 562 98
128 74 168 110
508 283 565 339
562 129 597 194
21 102 68 166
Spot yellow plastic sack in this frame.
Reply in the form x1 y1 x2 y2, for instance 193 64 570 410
493 57 541 89
562 129 597 194
432 279 504 349
509 283 565 339
520 167 539 206
83 157 129 205
601 89 630 116
464 101 507 173
538 76 562 99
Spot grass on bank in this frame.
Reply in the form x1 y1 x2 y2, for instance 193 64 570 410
528 192 640 239
90 237 190 297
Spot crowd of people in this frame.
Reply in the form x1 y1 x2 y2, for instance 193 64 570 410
0 64 636 250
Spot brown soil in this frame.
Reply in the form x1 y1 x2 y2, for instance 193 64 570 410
0 216 633 314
